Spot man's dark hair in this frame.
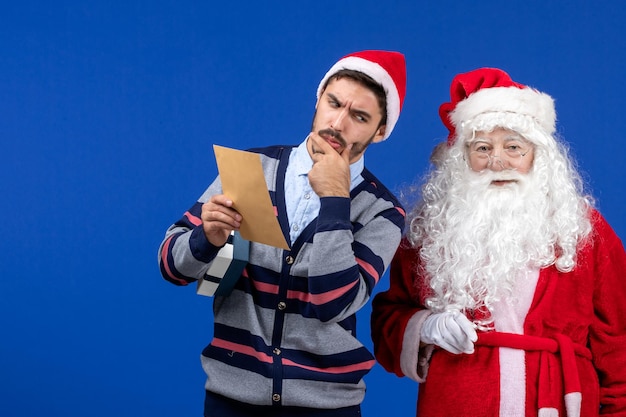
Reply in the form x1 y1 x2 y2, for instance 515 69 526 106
321 69 387 127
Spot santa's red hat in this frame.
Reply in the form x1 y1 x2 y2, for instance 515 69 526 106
439 68 556 145
317 50 406 140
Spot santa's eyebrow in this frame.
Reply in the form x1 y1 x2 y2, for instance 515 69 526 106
503 134 526 141
504 136 533 146
469 134 528 144
467 137 492 144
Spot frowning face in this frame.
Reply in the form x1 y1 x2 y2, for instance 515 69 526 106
309 77 386 163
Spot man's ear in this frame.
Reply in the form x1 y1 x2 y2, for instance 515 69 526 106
372 125 387 143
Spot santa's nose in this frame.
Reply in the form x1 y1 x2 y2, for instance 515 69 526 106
487 154 507 171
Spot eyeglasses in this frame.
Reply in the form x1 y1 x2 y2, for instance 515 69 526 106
468 144 532 170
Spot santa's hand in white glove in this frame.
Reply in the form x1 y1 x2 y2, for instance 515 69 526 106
420 311 478 354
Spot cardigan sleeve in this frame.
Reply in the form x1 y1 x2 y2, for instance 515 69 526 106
157 177 224 286
303 190 405 322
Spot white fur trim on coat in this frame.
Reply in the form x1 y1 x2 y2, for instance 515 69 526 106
401 310 434 382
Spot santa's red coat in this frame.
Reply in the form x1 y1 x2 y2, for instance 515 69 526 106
371 210 626 417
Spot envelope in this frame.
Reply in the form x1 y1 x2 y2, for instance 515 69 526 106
213 145 290 250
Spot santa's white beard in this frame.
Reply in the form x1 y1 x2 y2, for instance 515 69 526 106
418 168 558 320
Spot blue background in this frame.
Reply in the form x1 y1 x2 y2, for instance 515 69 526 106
2 1 624 416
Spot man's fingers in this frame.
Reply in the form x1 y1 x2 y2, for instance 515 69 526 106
201 196 243 247
204 210 241 228
209 194 235 209
309 133 333 158
206 195 242 222
309 131 350 159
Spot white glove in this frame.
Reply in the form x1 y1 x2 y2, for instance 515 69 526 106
420 311 478 354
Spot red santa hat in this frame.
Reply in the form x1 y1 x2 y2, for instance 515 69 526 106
439 68 556 145
317 50 406 140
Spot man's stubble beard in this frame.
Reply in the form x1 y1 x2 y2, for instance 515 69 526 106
310 110 377 160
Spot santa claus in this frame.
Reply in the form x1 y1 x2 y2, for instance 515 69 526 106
371 68 626 417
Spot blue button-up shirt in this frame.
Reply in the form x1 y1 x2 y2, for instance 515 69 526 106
284 138 365 244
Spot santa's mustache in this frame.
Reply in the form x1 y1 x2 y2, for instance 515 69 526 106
469 169 526 186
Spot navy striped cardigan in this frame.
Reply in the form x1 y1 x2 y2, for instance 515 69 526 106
158 145 405 409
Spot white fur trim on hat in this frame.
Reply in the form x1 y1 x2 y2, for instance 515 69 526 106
317 56 401 140
450 86 556 136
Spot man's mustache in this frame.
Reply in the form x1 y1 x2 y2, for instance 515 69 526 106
318 129 346 146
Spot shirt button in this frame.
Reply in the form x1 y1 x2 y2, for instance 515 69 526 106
285 255 294 264
272 394 281 402
278 302 286 310
293 224 299 231
304 193 311 200
273 347 281 355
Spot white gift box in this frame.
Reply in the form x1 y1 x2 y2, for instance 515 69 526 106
197 231 249 297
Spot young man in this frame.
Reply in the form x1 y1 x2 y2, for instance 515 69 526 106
159 50 407 416
371 68 626 416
